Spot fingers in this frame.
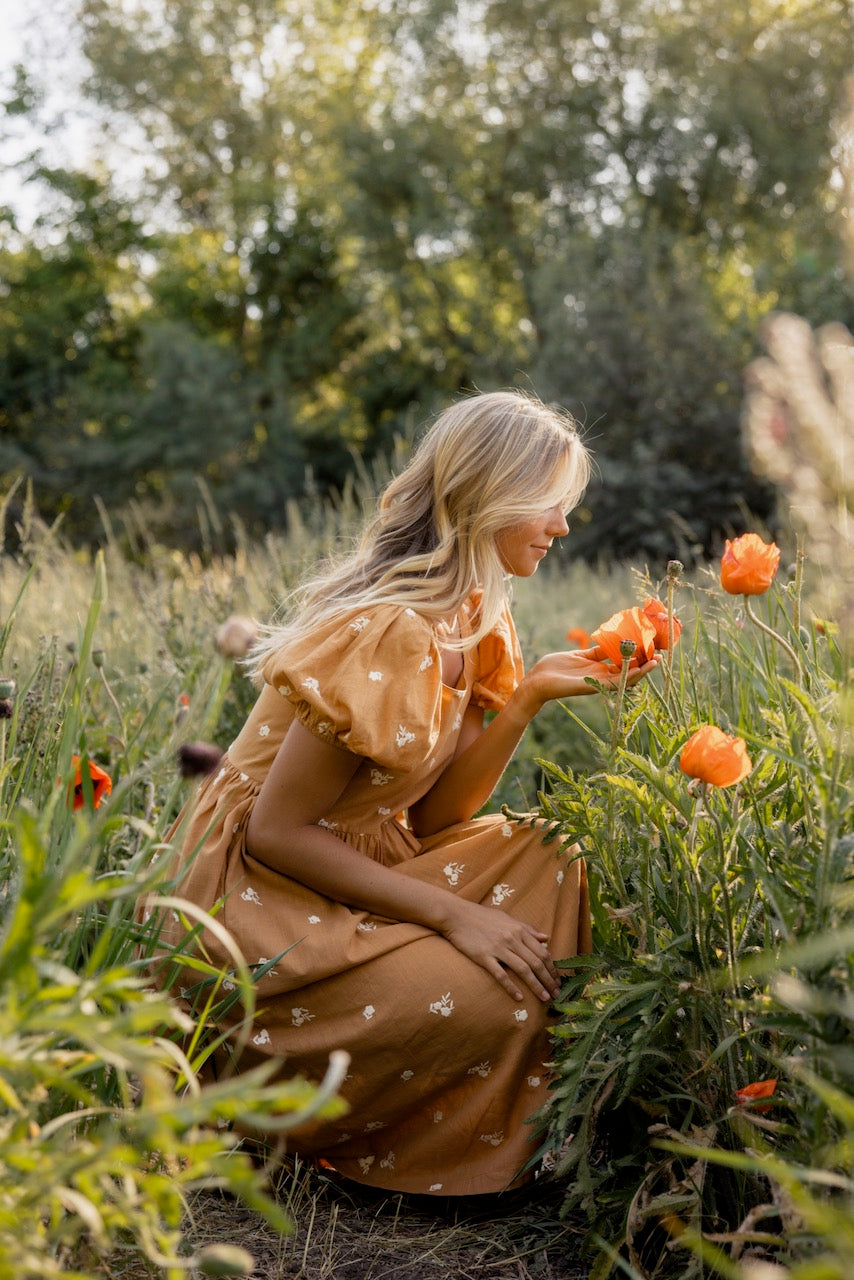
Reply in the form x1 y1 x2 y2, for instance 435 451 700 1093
500 936 560 1003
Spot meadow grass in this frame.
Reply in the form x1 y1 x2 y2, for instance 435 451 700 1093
0 484 851 1280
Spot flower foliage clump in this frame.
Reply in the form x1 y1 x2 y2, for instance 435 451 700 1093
538 540 852 1279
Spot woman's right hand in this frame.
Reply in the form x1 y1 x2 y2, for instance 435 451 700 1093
440 899 560 1004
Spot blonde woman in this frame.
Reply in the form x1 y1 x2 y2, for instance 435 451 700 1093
150 390 657 1195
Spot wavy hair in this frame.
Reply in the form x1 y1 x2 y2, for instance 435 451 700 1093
248 390 591 672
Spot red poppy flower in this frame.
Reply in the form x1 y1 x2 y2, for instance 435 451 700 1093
590 607 658 669
566 626 593 648
679 726 752 788
70 755 113 810
734 1078 777 1111
720 533 781 596
642 598 683 650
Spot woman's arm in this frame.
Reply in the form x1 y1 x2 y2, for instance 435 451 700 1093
245 719 559 1003
409 646 659 837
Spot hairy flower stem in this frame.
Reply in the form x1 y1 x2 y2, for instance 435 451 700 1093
605 654 633 902
743 596 802 682
792 535 805 637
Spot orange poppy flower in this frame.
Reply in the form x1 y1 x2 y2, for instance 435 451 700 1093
590 607 657 669
679 726 752 788
642 598 683 650
720 533 781 596
70 755 113 810
734 1078 777 1111
566 626 593 648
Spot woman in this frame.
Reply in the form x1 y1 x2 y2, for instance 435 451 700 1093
145 390 657 1195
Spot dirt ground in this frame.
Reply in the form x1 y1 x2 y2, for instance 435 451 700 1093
181 1165 591 1280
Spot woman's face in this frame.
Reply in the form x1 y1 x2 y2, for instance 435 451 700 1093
495 504 570 577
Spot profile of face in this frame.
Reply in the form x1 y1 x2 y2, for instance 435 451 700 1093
495 504 570 577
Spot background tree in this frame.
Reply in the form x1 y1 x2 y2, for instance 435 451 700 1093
1 0 851 557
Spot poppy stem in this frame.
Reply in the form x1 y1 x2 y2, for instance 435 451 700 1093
609 653 632 759
743 596 802 680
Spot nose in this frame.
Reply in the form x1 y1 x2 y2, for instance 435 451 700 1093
547 505 569 537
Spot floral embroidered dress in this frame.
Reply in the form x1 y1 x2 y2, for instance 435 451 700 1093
147 594 591 1196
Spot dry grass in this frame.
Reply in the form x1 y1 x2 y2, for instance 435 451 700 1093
171 1159 590 1280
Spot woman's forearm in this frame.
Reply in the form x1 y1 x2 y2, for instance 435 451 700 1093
247 819 462 932
408 684 542 837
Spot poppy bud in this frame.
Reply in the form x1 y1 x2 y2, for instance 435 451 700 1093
178 741 224 778
0 678 16 699
667 560 683 580
176 692 191 723
215 615 259 659
92 649 105 669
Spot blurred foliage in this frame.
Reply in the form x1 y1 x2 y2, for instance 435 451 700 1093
1 0 852 556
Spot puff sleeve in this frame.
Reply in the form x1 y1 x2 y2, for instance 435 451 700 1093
471 599 525 712
260 606 444 772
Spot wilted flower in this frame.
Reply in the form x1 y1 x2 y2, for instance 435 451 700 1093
642 597 683 650
591 607 657 669
176 691 191 722
70 755 113 810
720 533 781 596
178 741 224 778
216 614 259 658
566 627 593 648
734 1078 777 1111
679 726 753 788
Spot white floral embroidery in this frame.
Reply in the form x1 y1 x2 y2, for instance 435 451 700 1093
479 1131 504 1146
513 1009 529 1023
362 1004 376 1020
556 869 565 885
256 956 278 974
358 1155 375 1173
232 822 240 833
371 768 393 786
350 616 370 633
500 823 513 838
379 1151 396 1170
452 712 462 730
239 771 249 782
252 1028 271 1046
467 1062 492 1078
317 719 334 737
400 1070 414 1081
443 861 465 886
429 993 454 1018
291 1007 314 1027
307 915 321 924
213 767 226 784
317 817 339 829
429 1183 443 1192
365 1120 386 1131
491 882 514 905
404 608 416 617
222 979 235 992
419 654 434 671
277 683 292 696
377 806 391 816
432 1111 443 1123
302 676 320 695
527 1076 542 1087
357 921 377 932
395 725 416 749
368 670 383 682
258 722 270 737
240 886 262 905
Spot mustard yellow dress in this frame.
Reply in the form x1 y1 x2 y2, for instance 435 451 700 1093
147 593 591 1196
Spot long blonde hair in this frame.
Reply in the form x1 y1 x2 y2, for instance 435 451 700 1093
249 389 591 670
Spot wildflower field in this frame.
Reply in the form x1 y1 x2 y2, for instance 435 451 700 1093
0 311 852 1280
